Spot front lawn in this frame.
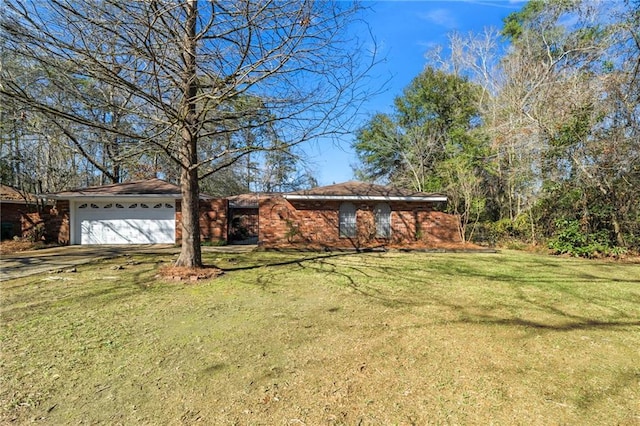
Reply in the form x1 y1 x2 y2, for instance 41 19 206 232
1 250 639 424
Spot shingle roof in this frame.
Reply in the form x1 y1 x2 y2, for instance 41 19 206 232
283 181 447 202
0 184 37 203
227 193 277 208
43 178 211 199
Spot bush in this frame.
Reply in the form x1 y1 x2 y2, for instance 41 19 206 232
201 239 227 247
473 215 533 247
24 223 45 243
548 219 622 258
284 219 301 242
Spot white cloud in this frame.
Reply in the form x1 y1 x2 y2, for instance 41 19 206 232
419 8 459 29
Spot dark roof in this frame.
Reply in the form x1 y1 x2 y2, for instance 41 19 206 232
0 184 37 203
227 193 276 208
43 178 211 200
283 181 447 202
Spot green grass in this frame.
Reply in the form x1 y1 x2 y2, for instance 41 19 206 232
1 250 639 424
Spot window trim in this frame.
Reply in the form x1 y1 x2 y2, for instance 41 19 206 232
339 202 357 238
374 203 392 239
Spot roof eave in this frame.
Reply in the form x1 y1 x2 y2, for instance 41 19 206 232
39 194 183 200
0 198 37 204
229 202 259 208
283 194 448 202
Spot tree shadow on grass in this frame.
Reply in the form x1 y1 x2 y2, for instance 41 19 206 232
209 251 361 272
461 314 640 331
213 250 640 336
222 252 640 331
8 250 636 336
271 251 640 334
573 368 640 411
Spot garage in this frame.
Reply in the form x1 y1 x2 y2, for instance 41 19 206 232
42 178 228 246
73 200 175 244
41 178 183 245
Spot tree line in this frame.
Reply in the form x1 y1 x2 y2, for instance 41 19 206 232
353 0 640 257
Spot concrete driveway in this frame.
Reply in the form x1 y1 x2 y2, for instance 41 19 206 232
0 244 256 281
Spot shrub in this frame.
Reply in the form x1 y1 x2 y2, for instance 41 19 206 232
548 218 621 258
284 219 301 242
473 215 533 247
24 223 45 243
201 239 227 247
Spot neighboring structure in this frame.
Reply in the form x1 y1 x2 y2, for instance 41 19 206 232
0 184 41 240
23 179 461 249
42 179 226 245
259 181 461 250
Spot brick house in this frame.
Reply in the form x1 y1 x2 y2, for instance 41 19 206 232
258 181 461 250
16 179 460 249
0 184 45 240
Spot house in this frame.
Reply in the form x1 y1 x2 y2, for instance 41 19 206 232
258 181 461 250
35 179 461 249
42 179 226 245
0 184 41 240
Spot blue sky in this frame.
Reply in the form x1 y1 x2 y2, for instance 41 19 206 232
307 0 526 186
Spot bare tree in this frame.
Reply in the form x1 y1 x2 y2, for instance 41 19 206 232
1 0 377 266
417 0 639 250
479 0 638 247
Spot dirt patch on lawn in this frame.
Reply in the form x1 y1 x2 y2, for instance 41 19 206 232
157 265 224 282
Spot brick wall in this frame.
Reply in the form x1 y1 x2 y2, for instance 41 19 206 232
417 210 461 244
0 200 70 244
42 200 70 244
259 196 461 250
1 202 32 239
176 199 228 243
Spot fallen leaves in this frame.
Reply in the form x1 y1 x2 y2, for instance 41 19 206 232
156 265 224 282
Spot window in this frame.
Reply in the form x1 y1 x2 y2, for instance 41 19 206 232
374 203 391 238
339 202 357 238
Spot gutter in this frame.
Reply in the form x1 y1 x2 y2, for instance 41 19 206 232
37 193 216 201
283 194 448 202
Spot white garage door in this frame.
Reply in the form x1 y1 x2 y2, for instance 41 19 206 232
75 201 175 244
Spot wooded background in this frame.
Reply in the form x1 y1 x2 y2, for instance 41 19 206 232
353 0 639 256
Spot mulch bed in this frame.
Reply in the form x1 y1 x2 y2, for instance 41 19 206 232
157 265 224 282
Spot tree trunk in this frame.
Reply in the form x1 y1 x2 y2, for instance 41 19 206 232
176 162 202 267
612 216 626 247
175 0 202 268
